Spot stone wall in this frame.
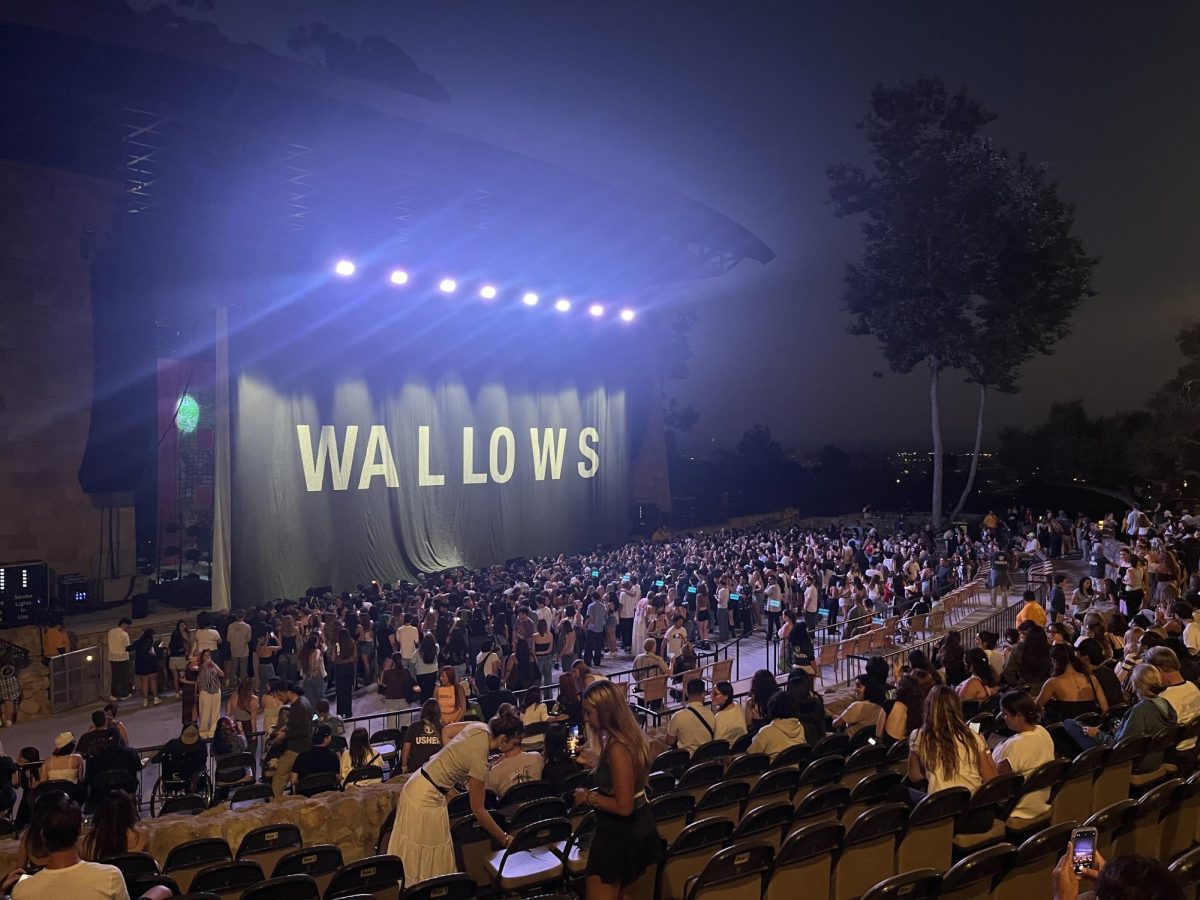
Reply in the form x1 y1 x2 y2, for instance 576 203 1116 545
0 780 405 876
0 160 134 598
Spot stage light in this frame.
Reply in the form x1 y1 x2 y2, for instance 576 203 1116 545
620 308 636 322
389 269 409 286
588 303 605 318
522 292 539 306
479 284 497 300
334 259 356 277
439 278 458 294
177 394 200 434
555 298 572 312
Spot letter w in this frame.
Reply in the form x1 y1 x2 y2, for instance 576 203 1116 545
296 425 359 491
530 427 567 480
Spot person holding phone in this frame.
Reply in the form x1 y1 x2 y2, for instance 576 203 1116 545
1052 845 1183 900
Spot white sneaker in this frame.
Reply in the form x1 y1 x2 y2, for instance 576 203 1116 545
153 697 162 705
142 699 149 708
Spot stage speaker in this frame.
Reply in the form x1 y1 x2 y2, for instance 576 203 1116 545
57 574 95 614
131 594 150 619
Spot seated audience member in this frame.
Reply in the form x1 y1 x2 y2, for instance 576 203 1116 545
152 724 208 791
2 792 130 900
290 723 340 785
401 699 443 776
340 727 383 784
210 716 247 757
1076 638 1125 708
877 670 934 745
711 681 748 744
82 733 142 796
785 669 826 742
314 698 345 738
1001 622 1053 686
74 711 118 759
1063 664 1178 771
1035 643 1107 723
485 714 543 796
956 648 999 708
1052 850 1183 900
666 678 717 754
80 788 148 860
478 675 517 721
906 686 998 801
632 639 669 682
742 669 779 736
992 691 1055 822
41 734 83 784
1146 646 1200 752
748 691 807 760
540 723 583 793
833 675 886 735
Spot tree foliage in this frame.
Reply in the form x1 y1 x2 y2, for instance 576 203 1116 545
288 23 450 102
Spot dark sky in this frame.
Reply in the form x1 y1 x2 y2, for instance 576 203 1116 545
158 0 1200 449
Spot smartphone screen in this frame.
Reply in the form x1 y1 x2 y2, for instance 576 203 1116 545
1071 828 1097 874
730 593 741 601
591 570 600 578
655 580 665 588
968 722 981 734
687 586 697 594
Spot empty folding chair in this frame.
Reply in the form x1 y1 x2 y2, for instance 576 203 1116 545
1004 759 1069 842
102 852 159 881
789 784 849 836
229 783 273 810
484 818 570 897
653 749 691 778
742 767 797 818
376 811 396 856
1161 770 1200 861
793 755 846 809
676 761 726 803
649 792 696 846
859 869 941 900
693 781 750 824
241 875 320 900
724 753 771 782
501 780 555 807
952 772 1023 856
1129 728 1182 795
648 771 678 798
296 772 341 798
164 838 233 894
562 810 597 881
451 816 494 890
1082 799 1135 861
730 734 753 755
764 821 844 900
125 874 179 899
1093 734 1149 810
236 823 302 881
508 796 568 830
839 744 886 790
731 801 793 852
938 843 1017 900
158 794 209 817
991 823 1075 900
690 740 731 764
326 855 406 900
882 740 909 777
1052 746 1106 827
897 787 970 875
841 771 902 827
832 803 908 900
810 733 850 759
1168 846 1200 897
273 845 343 896
1112 777 1180 860
655 817 736 900
401 873 475 900
681 841 773 900
189 860 264 900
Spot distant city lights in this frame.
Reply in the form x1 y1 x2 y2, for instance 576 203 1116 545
438 278 458 294
555 298 572 312
389 269 409 285
334 259 356 277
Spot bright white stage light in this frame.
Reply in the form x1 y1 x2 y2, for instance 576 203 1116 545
389 269 409 286
480 284 497 300
555 298 572 312
334 259 356 277
620 308 636 322
439 278 458 294
588 303 605 318
522 292 540 306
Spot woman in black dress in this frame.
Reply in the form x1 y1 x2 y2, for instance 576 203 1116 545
573 680 661 900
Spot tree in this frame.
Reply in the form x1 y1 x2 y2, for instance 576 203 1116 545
288 23 450 102
830 78 1006 528
830 77 1096 527
951 153 1098 517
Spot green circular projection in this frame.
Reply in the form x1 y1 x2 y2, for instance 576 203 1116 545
177 394 200 433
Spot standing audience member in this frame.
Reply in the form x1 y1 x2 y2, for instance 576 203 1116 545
195 650 224 739
270 683 314 799
105 618 132 702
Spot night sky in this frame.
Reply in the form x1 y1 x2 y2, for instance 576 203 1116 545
148 0 1200 449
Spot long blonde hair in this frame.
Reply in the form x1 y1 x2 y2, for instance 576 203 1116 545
914 686 978 782
582 680 651 785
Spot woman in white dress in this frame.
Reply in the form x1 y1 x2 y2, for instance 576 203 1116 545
631 596 650 658
387 706 523 882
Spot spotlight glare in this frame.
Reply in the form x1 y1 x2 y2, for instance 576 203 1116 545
334 259 356 277
620 308 636 322
480 284 497 300
389 269 409 286
439 278 458 294
554 298 572 312
588 303 605 318
522 292 539 306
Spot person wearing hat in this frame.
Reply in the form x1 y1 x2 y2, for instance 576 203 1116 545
41 733 83 784
150 724 207 793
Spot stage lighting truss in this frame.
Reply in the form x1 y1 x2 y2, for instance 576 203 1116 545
334 261 636 321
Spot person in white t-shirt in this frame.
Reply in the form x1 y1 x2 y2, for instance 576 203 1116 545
1147 647 1200 751
5 793 130 900
618 580 639 652
105 618 132 701
667 678 717 754
394 615 421 673
907 686 999 800
993 691 1055 820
